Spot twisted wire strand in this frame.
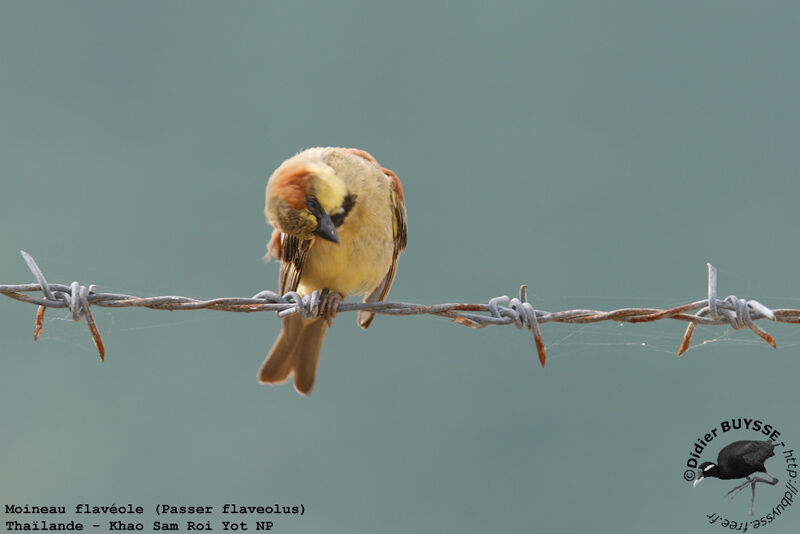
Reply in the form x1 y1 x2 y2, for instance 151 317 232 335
2 252 799 367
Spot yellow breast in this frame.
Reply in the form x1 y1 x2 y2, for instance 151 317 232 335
298 218 394 296
295 148 396 297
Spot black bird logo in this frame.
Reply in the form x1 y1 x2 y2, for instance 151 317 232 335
693 439 778 515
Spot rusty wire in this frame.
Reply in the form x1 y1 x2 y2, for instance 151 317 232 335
2 251 799 367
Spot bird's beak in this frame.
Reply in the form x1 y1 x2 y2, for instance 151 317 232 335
693 475 703 488
314 213 340 243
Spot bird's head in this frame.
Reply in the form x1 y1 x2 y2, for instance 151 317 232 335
693 462 719 487
265 161 350 243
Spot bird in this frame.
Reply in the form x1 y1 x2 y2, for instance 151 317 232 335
258 147 407 395
693 439 779 515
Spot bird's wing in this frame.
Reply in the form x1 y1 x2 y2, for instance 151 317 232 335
357 166 407 329
278 232 312 294
741 440 775 466
718 440 774 472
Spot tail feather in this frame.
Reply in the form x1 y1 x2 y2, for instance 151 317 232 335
258 315 328 395
291 318 327 394
260 332 295 383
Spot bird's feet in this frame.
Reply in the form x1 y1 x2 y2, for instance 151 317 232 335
725 477 753 501
319 289 344 327
726 474 778 516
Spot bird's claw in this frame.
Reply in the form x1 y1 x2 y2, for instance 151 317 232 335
319 289 344 327
725 477 752 500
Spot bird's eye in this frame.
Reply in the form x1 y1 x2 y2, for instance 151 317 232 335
305 197 324 217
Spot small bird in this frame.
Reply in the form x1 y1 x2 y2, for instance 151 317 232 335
693 439 778 515
259 147 407 394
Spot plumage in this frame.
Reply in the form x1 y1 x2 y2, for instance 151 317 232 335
259 147 407 394
716 440 775 479
694 439 778 516
697 440 775 481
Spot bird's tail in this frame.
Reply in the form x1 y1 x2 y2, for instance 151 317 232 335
258 314 328 394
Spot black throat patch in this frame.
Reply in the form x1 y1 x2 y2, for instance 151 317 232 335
330 193 357 228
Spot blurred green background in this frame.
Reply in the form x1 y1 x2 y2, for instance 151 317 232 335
2 1 799 532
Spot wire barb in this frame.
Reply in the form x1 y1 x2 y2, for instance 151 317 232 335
17 251 105 361
677 264 777 357
3 252 798 366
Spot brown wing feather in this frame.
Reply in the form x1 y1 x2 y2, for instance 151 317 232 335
358 174 408 329
278 233 312 294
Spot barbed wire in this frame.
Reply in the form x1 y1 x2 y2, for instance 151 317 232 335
2 251 799 367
